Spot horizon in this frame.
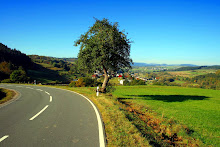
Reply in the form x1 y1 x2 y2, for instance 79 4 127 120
0 0 219 66
20 53 220 66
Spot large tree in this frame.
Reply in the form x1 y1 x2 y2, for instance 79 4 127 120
75 19 132 92
74 18 133 92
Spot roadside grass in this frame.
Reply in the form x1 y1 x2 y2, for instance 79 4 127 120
0 88 16 104
112 85 220 146
52 86 150 146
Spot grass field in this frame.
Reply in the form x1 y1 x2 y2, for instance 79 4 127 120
112 85 220 146
37 63 63 71
168 69 217 78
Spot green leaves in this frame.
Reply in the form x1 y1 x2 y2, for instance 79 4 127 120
75 18 133 73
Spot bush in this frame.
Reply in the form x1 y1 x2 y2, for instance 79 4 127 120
124 79 146 86
75 78 85 87
1 79 13 83
10 70 28 83
105 83 116 93
69 81 76 87
69 77 101 87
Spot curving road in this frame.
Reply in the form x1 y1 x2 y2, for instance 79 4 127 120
0 84 105 147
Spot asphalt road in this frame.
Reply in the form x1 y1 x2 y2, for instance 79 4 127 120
0 84 105 147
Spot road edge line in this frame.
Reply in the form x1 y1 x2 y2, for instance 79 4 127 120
52 88 106 147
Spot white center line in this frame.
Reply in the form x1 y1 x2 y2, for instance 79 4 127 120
26 87 33 89
29 105 49 121
50 96 52 102
45 91 50 95
0 135 9 142
36 89 43 91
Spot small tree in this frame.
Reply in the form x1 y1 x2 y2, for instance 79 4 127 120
10 70 28 83
75 18 133 92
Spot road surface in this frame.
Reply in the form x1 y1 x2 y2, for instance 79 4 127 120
0 84 105 147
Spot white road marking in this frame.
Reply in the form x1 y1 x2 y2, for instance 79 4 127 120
50 96 52 102
36 89 43 91
0 135 9 142
57 88 105 147
79 94 105 147
29 105 49 121
45 91 50 95
26 87 33 89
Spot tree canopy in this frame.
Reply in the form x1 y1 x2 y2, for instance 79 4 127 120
74 18 133 92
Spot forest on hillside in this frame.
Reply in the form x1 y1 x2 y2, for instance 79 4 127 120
0 43 34 82
0 43 76 84
0 43 33 69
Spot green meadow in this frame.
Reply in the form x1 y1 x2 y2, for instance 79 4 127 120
112 85 220 146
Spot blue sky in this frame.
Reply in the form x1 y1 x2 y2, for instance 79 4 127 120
0 0 219 65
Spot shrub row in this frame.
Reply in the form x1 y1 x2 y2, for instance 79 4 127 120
69 77 101 87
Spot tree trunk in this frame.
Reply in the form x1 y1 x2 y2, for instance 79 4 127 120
101 66 109 93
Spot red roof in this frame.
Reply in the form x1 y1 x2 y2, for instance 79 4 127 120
118 75 123 77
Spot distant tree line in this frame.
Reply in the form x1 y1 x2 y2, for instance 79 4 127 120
173 66 220 71
185 71 220 90
151 70 220 90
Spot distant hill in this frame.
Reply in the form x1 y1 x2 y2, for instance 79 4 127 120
28 55 77 84
174 65 220 71
29 55 77 64
132 62 167 67
0 44 74 84
58 58 77 63
132 62 197 67
179 64 197 67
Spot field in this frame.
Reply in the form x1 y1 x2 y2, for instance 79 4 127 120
112 85 220 146
37 63 64 71
168 69 217 77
